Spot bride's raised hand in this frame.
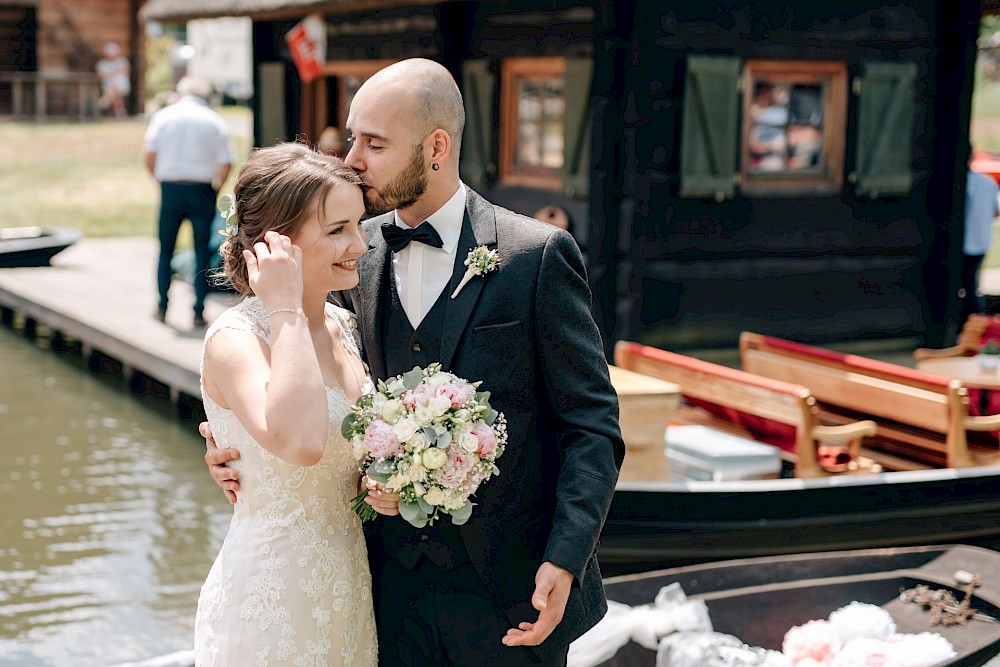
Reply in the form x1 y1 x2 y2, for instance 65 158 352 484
245 230 304 312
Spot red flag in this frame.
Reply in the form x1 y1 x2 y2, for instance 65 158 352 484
285 14 325 83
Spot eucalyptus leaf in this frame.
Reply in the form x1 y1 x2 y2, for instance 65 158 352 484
399 500 423 524
435 430 452 448
475 391 491 406
341 413 357 438
485 409 498 426
416 496 434 515
450 501 474 525
368 459 396 483
402 367 424 390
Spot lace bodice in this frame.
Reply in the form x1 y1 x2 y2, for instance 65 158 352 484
195 297 377 667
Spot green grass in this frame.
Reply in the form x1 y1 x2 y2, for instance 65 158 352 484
0 107 252 241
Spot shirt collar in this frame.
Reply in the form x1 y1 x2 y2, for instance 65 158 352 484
393 182 466 255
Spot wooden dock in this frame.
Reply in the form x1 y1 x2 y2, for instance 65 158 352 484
0 237 233 411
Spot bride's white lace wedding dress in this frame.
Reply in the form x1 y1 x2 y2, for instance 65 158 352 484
194 297 377 667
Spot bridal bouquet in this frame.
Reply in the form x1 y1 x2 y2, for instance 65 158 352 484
342 363 507 528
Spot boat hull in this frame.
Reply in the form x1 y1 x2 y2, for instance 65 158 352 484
600 466 1000 576
0 227 82 267
599 544 1000 667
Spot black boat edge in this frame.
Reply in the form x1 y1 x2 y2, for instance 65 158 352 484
599 465 1000 576
0 227 82 268
597 544 1000 667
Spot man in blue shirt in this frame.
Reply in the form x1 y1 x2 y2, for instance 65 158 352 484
962 166 1000 324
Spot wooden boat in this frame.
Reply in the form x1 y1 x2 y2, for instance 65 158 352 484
597 544 1000 667
0 227 81 267
600 466 1000 576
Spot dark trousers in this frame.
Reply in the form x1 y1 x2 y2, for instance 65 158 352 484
156 182 215 314
960 253 986 326
373 556 568 667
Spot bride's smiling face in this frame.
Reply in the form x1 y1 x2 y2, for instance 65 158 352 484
292 184 367 294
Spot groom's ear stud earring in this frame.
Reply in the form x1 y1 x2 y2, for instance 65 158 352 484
432 163 440 171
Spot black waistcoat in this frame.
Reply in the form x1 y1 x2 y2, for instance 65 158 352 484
376 260 470 571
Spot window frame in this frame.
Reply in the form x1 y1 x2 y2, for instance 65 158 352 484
499 56 566 190
739 60 848 196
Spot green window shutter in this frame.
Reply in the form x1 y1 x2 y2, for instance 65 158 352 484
562 57 593 198
460 59 496 190
854 61 917 198
680 55 740 199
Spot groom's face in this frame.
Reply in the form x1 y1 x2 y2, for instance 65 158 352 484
344 85 430 215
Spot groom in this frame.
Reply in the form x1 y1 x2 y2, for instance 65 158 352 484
204 58 623 666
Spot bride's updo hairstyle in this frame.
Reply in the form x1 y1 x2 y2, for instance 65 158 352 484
219 142 362 296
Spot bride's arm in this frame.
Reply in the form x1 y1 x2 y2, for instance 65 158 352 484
203 232 329 467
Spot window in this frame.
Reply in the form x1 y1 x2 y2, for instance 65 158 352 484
740 61 847 195
499 57 566 189
681 57 913 200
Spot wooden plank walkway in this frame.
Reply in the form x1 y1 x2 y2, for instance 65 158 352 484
0 237 234 401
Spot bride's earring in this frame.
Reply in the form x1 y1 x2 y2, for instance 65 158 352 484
431 163 440 171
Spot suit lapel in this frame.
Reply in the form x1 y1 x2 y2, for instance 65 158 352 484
357 217 391 382
440 189 498 370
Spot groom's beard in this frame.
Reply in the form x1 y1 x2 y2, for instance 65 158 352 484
365 144 428 215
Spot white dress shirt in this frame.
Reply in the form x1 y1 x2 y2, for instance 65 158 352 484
142 96 234 183
390 182 467 327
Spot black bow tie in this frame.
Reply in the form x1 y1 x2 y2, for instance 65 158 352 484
381 221 444 253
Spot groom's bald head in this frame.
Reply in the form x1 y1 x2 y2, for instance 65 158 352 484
363 59 465 155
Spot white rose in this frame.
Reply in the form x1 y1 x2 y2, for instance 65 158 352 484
427 372 450 387
429 396 452 418
408 431 431 451
393 417 419 442
372 393 388 410
414 406 436 426
380 399 404 424
459 432 479 453
422 447 448 470
424 487 445 506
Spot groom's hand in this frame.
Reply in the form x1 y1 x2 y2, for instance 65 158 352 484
201 421 241 504
502 562 573 647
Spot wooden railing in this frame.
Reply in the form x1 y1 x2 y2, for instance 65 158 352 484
0 71 101 120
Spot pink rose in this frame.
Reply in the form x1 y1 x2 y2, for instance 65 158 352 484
783 619 841 666
363 419 402 459
403 384 435 410
471 422 497 457
436 449 476 488
438 382 474 408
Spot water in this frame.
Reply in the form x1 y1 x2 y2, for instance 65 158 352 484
0 325 231 667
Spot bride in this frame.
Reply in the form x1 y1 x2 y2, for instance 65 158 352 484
194 143 397 666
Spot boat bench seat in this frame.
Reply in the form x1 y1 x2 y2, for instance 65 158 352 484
614 341 877 478
739 331 1000 470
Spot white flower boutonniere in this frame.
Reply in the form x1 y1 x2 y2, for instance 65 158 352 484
451 245 499 299
217 193 239 238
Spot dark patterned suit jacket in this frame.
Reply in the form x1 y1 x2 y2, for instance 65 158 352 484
335 188 624 659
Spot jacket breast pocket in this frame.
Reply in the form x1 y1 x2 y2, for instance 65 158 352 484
472 320 525 349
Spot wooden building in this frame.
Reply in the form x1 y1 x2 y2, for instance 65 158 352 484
0 0 146 118
139 0 994 352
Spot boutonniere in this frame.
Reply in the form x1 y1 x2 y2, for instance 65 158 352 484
451 245 499 299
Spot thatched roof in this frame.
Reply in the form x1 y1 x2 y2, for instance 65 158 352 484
140 0 441 22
